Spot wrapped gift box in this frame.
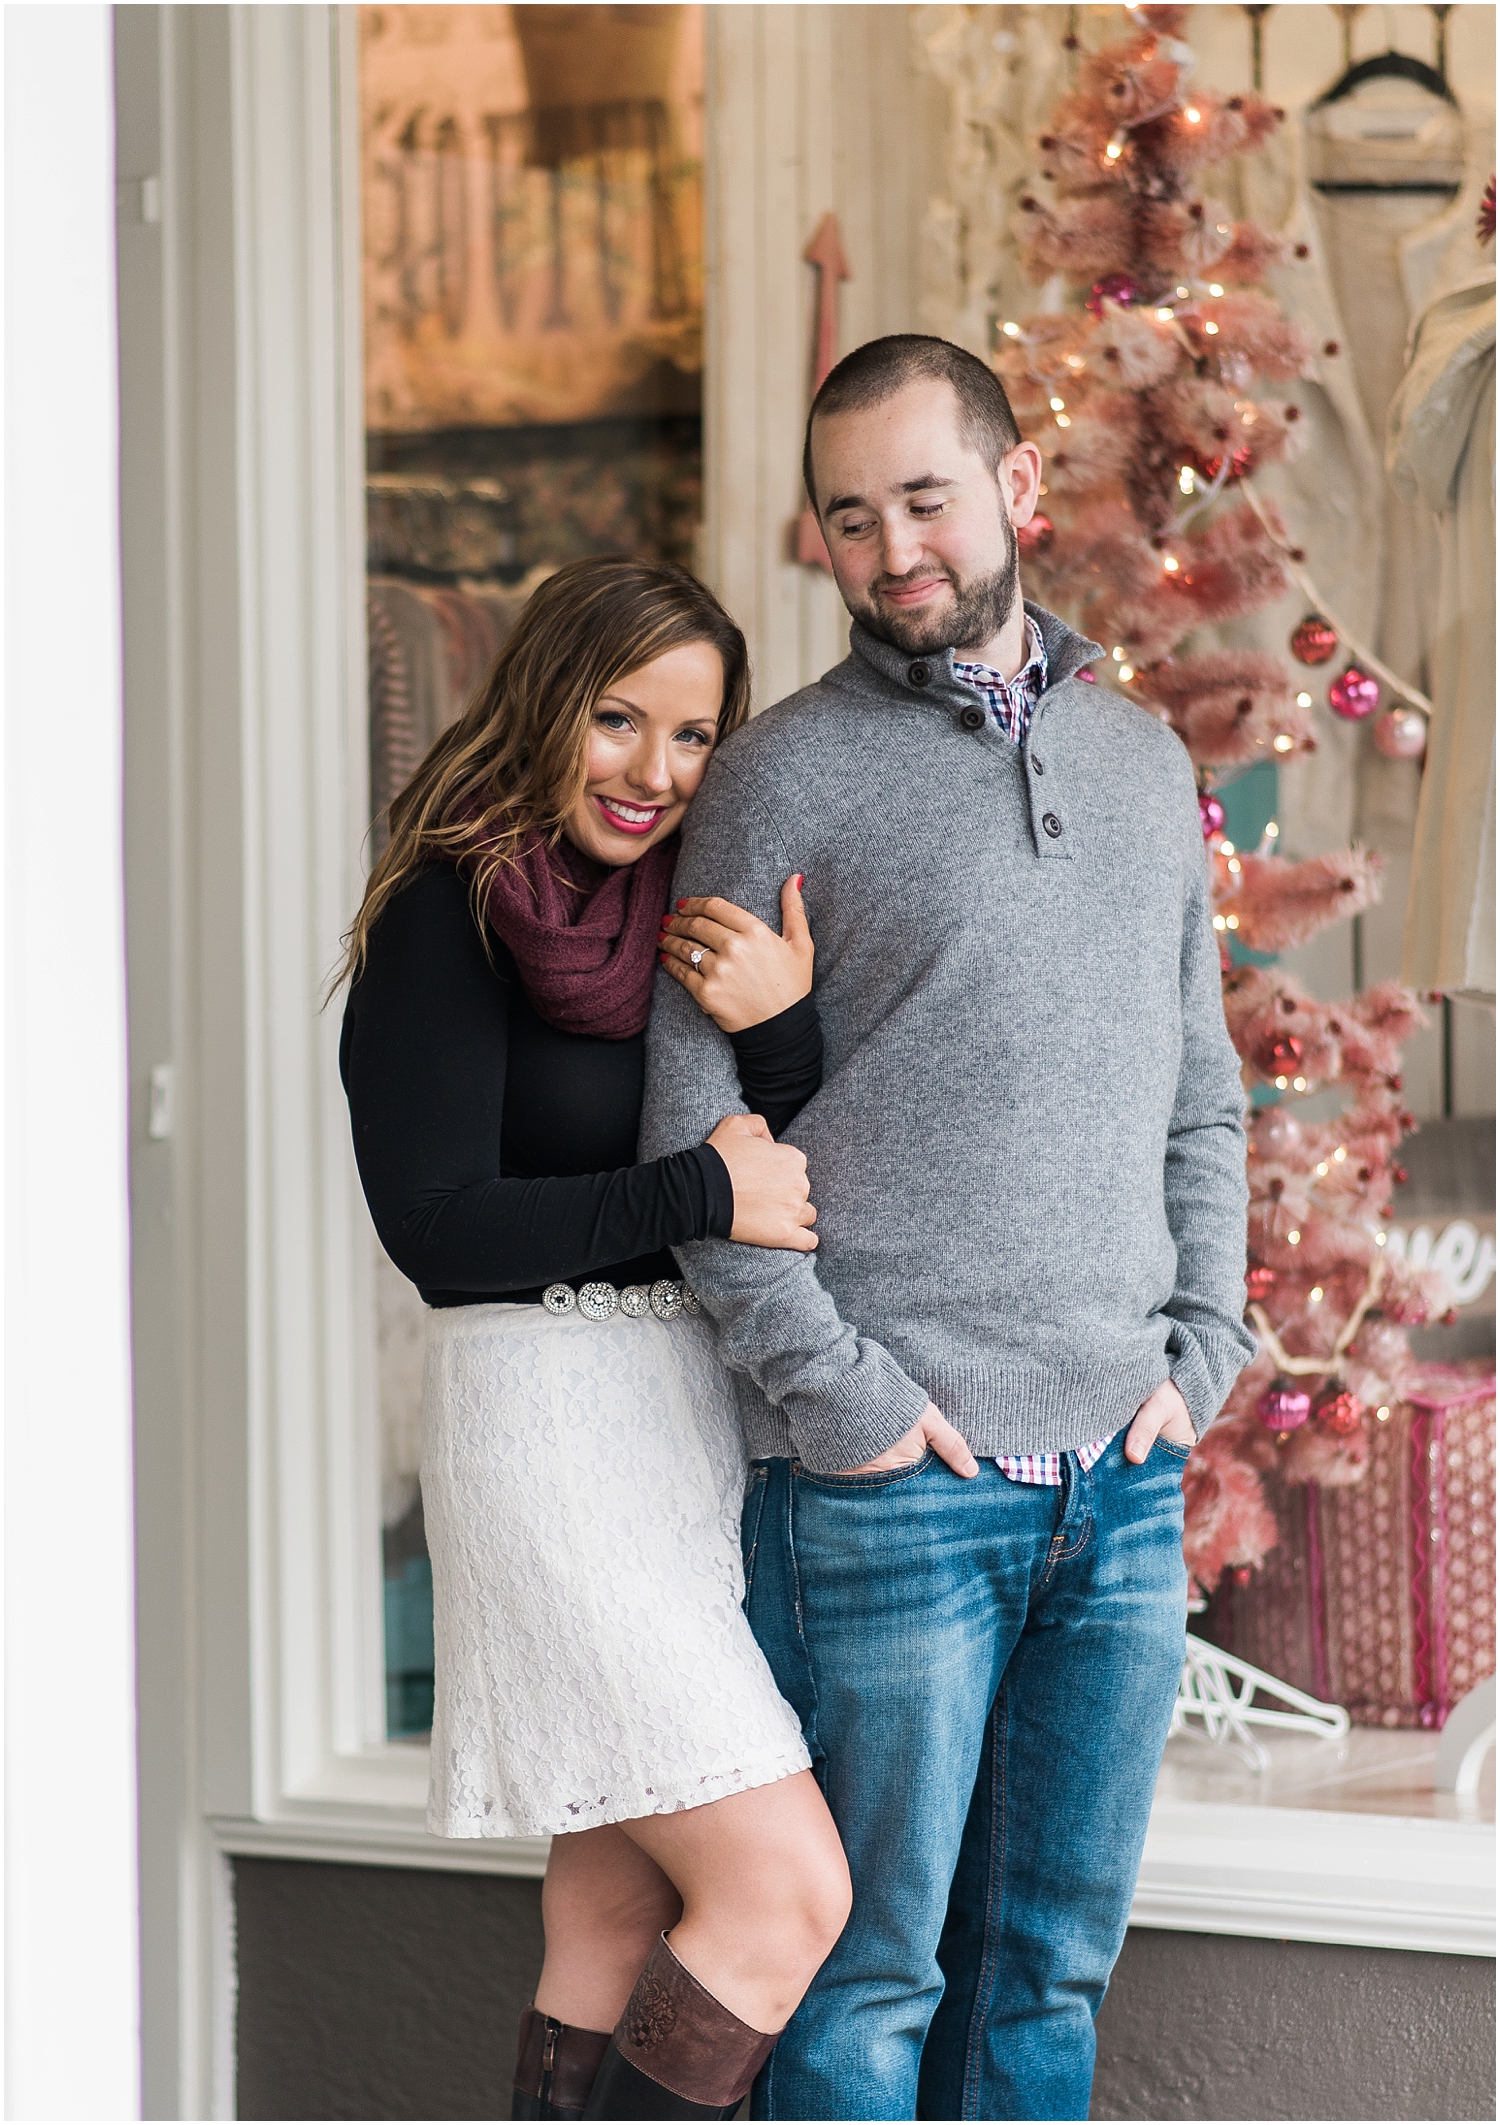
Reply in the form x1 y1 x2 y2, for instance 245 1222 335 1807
1204 1368 1495 1727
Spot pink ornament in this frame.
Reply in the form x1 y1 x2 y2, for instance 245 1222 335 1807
1252 1108 1304 1160
1085 272 1144 318
1289 613 1339 666
1313 1383 1364 1437
1017 514 1054 559
1199 792 1225 840
1372 706 1428 761
1328 666 1379 721
1258 1378 1311 1432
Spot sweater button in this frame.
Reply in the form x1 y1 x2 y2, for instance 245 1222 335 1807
1030 753 1045 774
908 661 931 686
1042 812 1063 838
960 705 986 732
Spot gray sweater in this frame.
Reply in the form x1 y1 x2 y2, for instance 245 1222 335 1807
640 605 1255 1474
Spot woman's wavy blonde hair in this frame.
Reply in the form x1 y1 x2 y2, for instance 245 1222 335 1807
337 554 752 990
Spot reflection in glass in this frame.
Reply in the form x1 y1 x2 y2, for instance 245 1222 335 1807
359 4 705 1738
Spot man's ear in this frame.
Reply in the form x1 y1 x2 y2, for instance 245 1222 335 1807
1002 441 1044 530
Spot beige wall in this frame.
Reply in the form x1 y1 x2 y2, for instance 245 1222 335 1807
701 5 944 708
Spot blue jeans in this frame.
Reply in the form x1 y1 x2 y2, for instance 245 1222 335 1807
741 1437 1189 2122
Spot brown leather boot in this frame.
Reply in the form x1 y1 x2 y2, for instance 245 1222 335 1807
512 2006 611 2120
581 1935 777 2120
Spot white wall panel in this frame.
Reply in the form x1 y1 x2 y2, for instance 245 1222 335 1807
4 6 141 2116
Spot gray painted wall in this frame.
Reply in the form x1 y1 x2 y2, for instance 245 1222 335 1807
232 1860 1494 2121
1091 1926 1494 2122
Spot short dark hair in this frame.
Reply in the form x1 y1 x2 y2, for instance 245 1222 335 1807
802 334 1023 511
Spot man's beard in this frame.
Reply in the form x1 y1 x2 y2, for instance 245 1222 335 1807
852 519 1020 658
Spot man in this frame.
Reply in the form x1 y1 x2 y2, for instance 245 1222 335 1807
642 335 1253 2123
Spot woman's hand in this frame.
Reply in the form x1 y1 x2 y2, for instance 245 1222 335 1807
706 1112 818 1252
660 876 813 1034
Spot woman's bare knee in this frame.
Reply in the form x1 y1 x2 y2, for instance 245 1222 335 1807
618 1772 850 2028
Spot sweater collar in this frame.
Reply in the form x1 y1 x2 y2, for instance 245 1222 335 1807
847 600 1102 702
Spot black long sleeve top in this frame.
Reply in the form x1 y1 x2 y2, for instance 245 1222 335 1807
339 864 823 1307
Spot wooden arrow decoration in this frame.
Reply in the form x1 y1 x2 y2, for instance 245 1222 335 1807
796 212 851 572
804 212 852 393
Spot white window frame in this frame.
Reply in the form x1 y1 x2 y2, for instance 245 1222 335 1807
122 3 1491 2114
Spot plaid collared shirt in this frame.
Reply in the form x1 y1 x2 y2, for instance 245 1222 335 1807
952 617 1050 746
950 620 1116 1483
997 1435 1115 1486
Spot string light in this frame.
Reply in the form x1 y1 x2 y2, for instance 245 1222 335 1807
1175 285 1190 298
1204 321 1220 336
1226 856 1241 874
1213 915 1228 931
1163 554 1180 572
1332 1145 1346 1161
1296 691 1312 707
1054 414 1071 427
1156 306 1175 321
1273 733 1294 752
1376 1231 1388 1246
1105 133 1126 160
1224 913 1239 929
1265 820 1279 839
1111 646 1125 660
1316 1160 1329 1176
1179 466 1196 494
1292 1075 1307 1090
1208 282 1224 297
1002 320 1022 338
1049 396 1066 411
1274 1074 1288 1089
1376 1405 1391 1421
1310 1287 1324 1303
1287 1229 1301 1245
1221 841 1235 855
1118 664 1135 681
1065 354 1085 369
1184 105 1202 123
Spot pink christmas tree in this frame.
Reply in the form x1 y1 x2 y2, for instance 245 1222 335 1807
996 5 1453 1594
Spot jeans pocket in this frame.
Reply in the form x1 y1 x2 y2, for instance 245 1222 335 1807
741 1461 770 1601
1152 1437 1193 1462
796 1449 935 1492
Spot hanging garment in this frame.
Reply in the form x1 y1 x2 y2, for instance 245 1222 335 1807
1228 87 1494 867
366 577 533 834
1388 268 1496 1000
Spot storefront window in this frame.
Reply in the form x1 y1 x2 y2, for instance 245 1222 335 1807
360 1 705 1736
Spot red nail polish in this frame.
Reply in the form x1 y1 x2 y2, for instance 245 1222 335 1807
676 899 688 910
793 873 804 890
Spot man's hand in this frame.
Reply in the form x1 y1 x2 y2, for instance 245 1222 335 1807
838 1402 979 1479
1124 1378 1196 1463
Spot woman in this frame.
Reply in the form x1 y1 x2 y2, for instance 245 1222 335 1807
338 557 849 2122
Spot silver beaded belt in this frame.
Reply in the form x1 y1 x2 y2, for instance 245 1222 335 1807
541 1278 702 1323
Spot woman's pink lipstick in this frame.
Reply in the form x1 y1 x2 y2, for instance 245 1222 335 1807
593 793 666 837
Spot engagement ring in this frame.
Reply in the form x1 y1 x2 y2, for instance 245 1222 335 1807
689 949 704 967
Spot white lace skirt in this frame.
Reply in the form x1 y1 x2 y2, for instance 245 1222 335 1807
421 1302 810 1839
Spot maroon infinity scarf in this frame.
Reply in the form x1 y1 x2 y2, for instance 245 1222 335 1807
459 825 678 1041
